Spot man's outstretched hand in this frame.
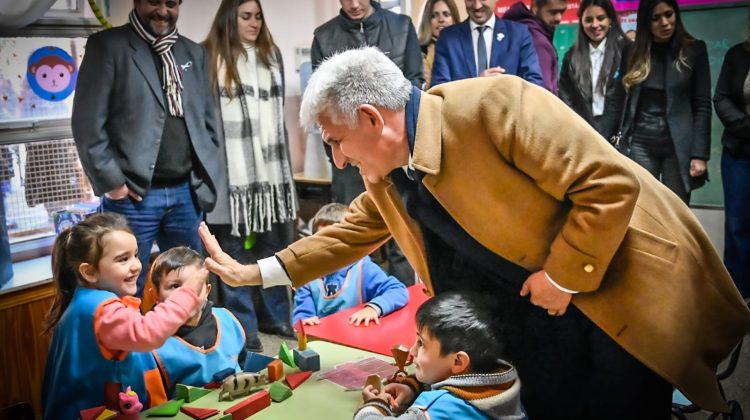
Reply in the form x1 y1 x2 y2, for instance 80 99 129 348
198 222 262 287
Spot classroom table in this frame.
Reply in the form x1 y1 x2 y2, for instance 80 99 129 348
139 341 406 419
304 284 431 356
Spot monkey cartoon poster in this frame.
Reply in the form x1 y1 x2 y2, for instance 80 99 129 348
27 46 77 102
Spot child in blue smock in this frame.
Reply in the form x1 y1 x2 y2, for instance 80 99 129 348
149 246 245 396
293 203 409 326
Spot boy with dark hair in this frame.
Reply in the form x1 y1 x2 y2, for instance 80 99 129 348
355 292 525 420
293 203 409 327
149 247 245 396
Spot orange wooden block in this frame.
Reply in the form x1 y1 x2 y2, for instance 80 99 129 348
224 390 270 420
267 359 284 382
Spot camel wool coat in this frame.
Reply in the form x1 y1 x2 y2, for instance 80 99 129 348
278 77 750 412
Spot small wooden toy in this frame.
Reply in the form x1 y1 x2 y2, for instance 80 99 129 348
145 399 183 417
224 390 270 420
294 319 307 351
203 381 221 389
118 386 143 419
390 344 413 379
267 359 284 382
278 341 297 368
96 408 118 420
104 381 122 410
212 367 237 383
269 382 293 402
219 372 269 402
175 384 211 403
284 370 312 390
79 406 106 420
180 406 219 420
365 374 382 392
293 348 320 372
243 352 276 373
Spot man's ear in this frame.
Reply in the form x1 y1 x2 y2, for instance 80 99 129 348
358 104 384 131
78 263 97 284
451 351 471 375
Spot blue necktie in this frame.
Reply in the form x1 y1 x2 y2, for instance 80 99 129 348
476 26 488 76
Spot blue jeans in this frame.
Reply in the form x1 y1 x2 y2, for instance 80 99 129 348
101 182 203 297
209 223 293 353
722 149 750 298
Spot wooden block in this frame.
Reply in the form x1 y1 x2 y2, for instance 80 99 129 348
145 399 184 417
175 384 211 403
294 319 307 351
180 406 219 420
203 381 221 389
224 390 270 420
80 406 106 420
365 374 382 392
212 368 236 383
284 370 312 390
243 352 276 373
293 348 320 372
267 359 284 382
103 382 122 410
269 381 293 402
95 408 118 420
278 341 297 368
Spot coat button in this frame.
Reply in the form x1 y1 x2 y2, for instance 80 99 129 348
583 264 594 273
149 164 155 170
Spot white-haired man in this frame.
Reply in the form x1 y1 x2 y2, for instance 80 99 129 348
201 47 750 419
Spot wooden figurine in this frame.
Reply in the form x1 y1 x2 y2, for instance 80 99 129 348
218 372 270 402
295 319 307 351
224 390 270 420
390 344 413 380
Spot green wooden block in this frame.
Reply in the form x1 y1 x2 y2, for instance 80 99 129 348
146 399 184 417
269 381 293 402
175 384 211 403
278 341 297 368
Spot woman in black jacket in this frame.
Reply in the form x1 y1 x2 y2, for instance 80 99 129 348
604 0 711 203
715 17 750 298
559 0 629 135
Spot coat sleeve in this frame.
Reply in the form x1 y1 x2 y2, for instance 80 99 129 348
599 43 630 140
402 19 426 88
714 46 750 141
430 33 452 87
482 79 640 292
360 257 409 316
516 26 544 87
71 33 126 195
689 40 712 160
311 34 324 71
277 193 392 289
292 284 317 324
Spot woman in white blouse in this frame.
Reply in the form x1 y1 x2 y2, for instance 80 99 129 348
559 0 630 135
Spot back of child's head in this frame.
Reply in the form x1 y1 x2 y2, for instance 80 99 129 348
415 291 509 374
44 212 133 334
150 246 204 290
312 202 349 232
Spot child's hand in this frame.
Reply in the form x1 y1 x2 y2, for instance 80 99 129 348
302 316 320 326
383 382 417 409
349 306 380 326
362 384 391 404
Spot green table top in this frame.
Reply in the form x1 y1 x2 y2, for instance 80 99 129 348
140 340 399 419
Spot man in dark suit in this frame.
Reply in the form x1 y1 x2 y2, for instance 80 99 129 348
431 0 544 86
72 0 223 296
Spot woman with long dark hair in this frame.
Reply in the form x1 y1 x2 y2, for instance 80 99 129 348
558 0 629 135
203 0 298 356
715 11 750 298
417 0 459 89
604 0 711 204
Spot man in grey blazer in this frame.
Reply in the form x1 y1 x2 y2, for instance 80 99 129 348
72 0 223 296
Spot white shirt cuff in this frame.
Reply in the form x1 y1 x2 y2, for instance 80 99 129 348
257 256 292 288
545 272 578 294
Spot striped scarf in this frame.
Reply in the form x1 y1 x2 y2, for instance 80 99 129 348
218 45 297 236
128 9 183 117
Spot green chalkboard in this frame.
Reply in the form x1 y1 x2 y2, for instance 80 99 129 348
553 4 749 206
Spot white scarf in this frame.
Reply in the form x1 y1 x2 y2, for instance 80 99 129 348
218 45 297 236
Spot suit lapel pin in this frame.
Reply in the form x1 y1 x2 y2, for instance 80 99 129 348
497 32 505 42
180 61 193 71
